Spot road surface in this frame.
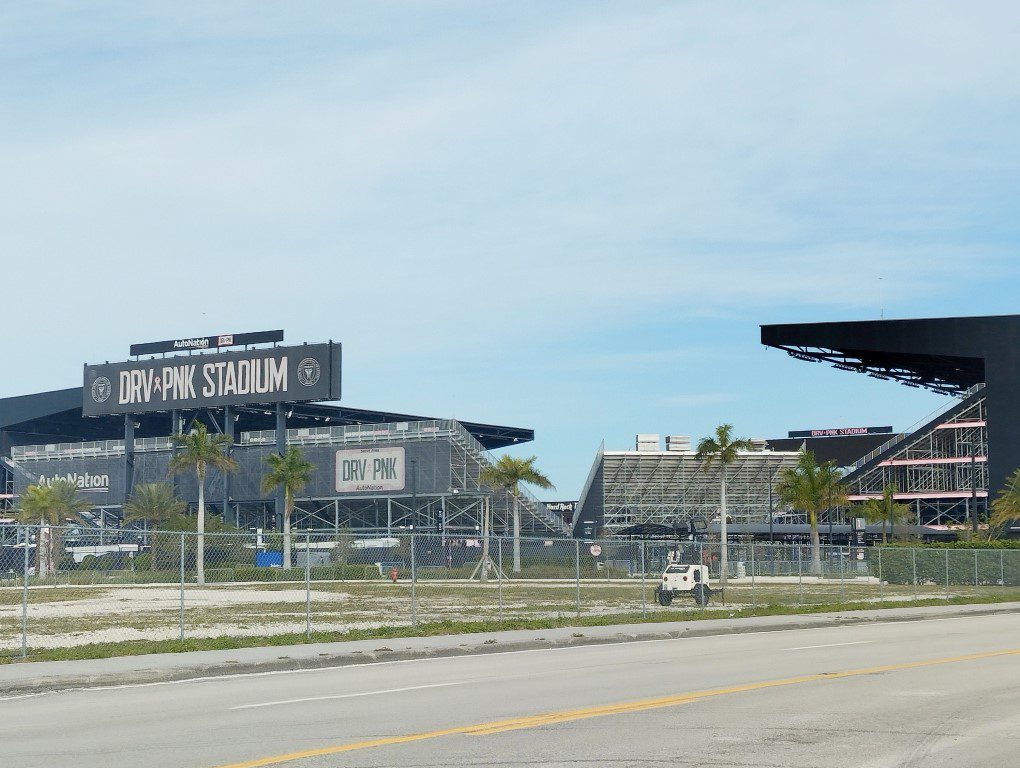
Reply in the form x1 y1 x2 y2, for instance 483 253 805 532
2 612 1018 767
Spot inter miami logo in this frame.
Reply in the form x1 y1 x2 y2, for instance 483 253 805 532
91 377 112 403
297 358 321 387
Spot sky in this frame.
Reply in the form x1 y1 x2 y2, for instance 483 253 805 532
2 2 1019 499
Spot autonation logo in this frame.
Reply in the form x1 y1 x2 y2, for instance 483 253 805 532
172 337 210 350
37 472 110 493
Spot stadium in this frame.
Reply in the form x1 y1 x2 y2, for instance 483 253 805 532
0 332 569 544
571 314 1013 541
2 315 1017 544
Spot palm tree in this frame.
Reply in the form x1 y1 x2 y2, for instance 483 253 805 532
858 484 911 544
696 424 754 587
478 455 554 574
989 468 1020 538
776 451 847 575
261 446 315 570
16 480 92 576
168 421 237 585
123 482 186 526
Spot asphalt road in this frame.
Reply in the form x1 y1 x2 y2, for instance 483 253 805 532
2 612 1018 768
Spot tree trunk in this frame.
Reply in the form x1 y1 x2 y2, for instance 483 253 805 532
37 517 47 578
196 466 206 586
512 489 522 574
809 512 822 576
718 467 728 586
283 489 293 570
50 525 62 581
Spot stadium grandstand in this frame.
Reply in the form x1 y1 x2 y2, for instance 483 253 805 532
0 341 568 539
760 315 1016 529
571 434 802 539
572 314 1018 541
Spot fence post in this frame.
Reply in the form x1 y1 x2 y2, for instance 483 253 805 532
574 539 581 618
974 549 979 592
797 546 803 606
912 548 918 602
838 547 845 605
21 526 29 658
305 531 312 641
179 533 185 641
497 537 504 623
750 542 756 609
410 532 418 627
640 542 647 619
877 547 883 602
1001 550 1005 588
944 548 950 599
698 541 706 614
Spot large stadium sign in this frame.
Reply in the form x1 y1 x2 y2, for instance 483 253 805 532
336 447 406 493
787 425 893 439
82 342 341 416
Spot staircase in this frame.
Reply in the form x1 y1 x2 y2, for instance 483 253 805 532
448 423 572 537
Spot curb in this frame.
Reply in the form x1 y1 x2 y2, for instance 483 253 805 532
3 602 1017 697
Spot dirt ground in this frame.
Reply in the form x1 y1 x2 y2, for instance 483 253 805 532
1 578 1012 650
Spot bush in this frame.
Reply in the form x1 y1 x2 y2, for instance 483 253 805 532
884 540 1020 550
870 548 1020 585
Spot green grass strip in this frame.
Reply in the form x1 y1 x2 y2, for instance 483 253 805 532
2 592 1017 665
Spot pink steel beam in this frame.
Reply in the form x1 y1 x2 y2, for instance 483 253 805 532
849 490 988 501
879 456 987 467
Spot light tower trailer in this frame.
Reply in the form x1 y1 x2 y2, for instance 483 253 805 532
654 563 712 606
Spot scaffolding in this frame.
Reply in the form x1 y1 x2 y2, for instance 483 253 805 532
844 385 988 526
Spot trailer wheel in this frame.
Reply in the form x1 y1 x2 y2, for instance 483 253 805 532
657 590 674 606
693 584 711 606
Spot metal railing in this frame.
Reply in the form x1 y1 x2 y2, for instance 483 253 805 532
11 436 175 461
850 383 986 472
241 420 455 447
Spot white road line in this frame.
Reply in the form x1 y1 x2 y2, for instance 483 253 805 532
230 681 468 710
785 641 872 651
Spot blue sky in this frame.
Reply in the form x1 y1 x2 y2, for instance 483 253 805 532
2 2 1018 498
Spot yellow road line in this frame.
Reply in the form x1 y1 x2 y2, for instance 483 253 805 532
212 647 1020 768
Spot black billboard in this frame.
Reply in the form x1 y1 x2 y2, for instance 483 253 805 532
83 343 341 416
129 330 284 357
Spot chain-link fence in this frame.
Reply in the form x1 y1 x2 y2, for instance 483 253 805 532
2 525 1018 658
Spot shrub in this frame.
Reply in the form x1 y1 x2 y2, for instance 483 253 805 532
870 547 1020 585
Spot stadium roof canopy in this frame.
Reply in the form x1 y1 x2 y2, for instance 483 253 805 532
759 316 1001 395
760 314 1020 495
0 387 532 452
